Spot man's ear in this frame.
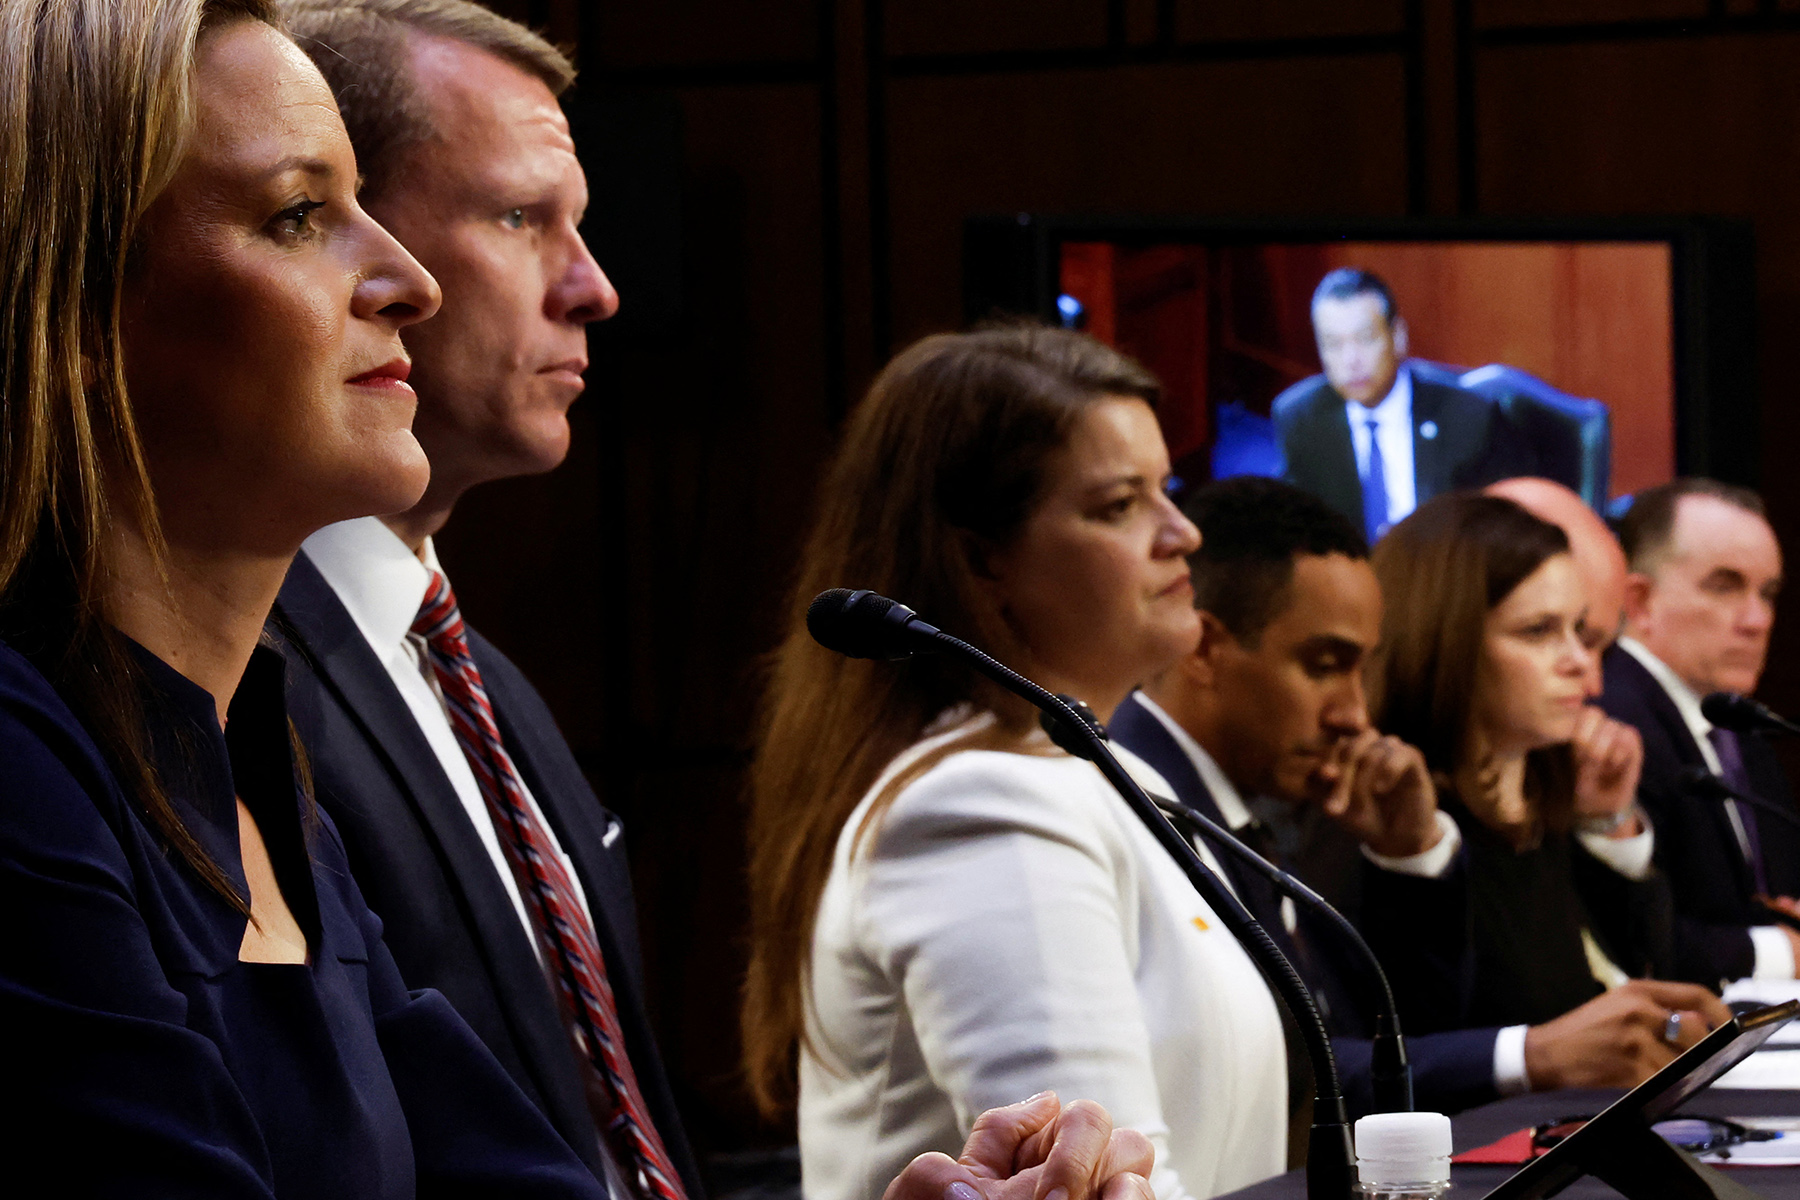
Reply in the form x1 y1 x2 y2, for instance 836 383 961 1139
1621 571 1656 633
1390 315 1409 359
1183 610 1240 692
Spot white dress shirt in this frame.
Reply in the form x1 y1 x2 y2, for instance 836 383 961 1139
1345 365 1418 532
300 517 595 958
1617 636 1794 979
802 711 1288 1200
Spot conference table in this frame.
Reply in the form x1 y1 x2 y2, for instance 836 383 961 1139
1218 1088 1800 1198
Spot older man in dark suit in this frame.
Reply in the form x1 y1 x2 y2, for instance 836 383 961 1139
1599 478 1800 986
1273 269 1531 543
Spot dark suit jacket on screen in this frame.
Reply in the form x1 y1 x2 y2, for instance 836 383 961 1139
1598 644 1800 985
1108 692 1503 1116
1271 364 1534 533
272 552 703 1197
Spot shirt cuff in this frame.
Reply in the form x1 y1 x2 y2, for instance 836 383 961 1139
1750 925 1798 980
1575 822 1654 881
1360 811 1461 878
1494 1024 1532 1096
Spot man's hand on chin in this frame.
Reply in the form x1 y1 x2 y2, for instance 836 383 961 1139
1319 729 1444 859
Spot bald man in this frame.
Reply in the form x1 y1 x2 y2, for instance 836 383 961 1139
1485 478 1628 694
1598 479 1800 985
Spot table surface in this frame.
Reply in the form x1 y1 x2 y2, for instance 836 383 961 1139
1216 1088 1800 1198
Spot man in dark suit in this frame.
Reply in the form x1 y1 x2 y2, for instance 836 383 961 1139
1111 477 1728 1114
271 3 697 1194
1599 478 1800 986
1272 268 1530 543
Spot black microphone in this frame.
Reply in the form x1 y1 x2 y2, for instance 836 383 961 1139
806 588 943 660
1036 700 1412 1114
1701 691 1800 738
810 589 1360 1200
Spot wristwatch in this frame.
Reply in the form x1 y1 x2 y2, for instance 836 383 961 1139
1576 805 1641 836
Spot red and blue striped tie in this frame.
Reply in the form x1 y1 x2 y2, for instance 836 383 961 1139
413 569 687 1200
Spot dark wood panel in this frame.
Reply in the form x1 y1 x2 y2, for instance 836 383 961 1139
885 0 1107 56
439 80 832 1155
584 1 819 70
884 56 1412 346
1473 0 1708 27
1476 32 1800 710
1175 0 1406 41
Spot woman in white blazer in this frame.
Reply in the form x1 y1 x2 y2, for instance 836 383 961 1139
743 326 1290 1200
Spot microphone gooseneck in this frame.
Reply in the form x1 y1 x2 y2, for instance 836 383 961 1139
1035 700 1412 1113
1700 691 1800 738
811 589 1359 1200
1682 766 1800 833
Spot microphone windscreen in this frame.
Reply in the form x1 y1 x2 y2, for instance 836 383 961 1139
1701 691 1761 732
806 589 910 660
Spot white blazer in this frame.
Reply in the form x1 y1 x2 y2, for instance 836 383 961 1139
799 713 1288 1200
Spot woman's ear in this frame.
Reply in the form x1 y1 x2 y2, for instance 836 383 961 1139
965 530 1002 582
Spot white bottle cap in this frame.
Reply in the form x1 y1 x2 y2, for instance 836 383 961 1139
1355 1111 1453 1187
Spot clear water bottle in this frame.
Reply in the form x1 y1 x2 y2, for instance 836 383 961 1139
1354 1111 1453 1198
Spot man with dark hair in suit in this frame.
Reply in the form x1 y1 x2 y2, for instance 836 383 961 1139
1109 477 1729 1115
1273 268 1529 544
1600 477 1800 985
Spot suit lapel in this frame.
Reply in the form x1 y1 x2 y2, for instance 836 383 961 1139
274 555 568 1013
1312 398 1365 528
475 639 642 981
1109 694 1257 901
1411 383 1445 501
1612 648 1755 895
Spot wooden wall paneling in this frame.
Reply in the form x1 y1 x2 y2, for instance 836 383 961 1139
1472 0 1710 27
827 0 881 411
882 55 1412 346
1174 0 1407 42
587 1 820 70
884 0 1109 56
1123 0 1161 46
1475 31 1800 710
1562 243 1676 496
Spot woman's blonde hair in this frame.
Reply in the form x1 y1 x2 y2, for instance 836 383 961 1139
0 0 281 906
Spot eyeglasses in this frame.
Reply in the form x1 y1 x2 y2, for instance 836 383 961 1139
1533 1114 1782 1156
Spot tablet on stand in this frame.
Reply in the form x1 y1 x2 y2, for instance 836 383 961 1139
1483 999 1800 1199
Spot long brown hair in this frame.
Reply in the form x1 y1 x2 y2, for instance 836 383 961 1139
1368 492 1576 825
740 324 1160 1116
0 0 281 910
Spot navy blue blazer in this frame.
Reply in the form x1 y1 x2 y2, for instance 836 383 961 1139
1108 692 1503 1116
0 637 601 1199
271 552 702 1197
1598 645 1800 984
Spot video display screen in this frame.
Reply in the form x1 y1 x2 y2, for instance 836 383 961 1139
1055 239 1677 528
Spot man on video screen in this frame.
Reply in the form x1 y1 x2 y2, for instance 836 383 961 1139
1272 268 1531 543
